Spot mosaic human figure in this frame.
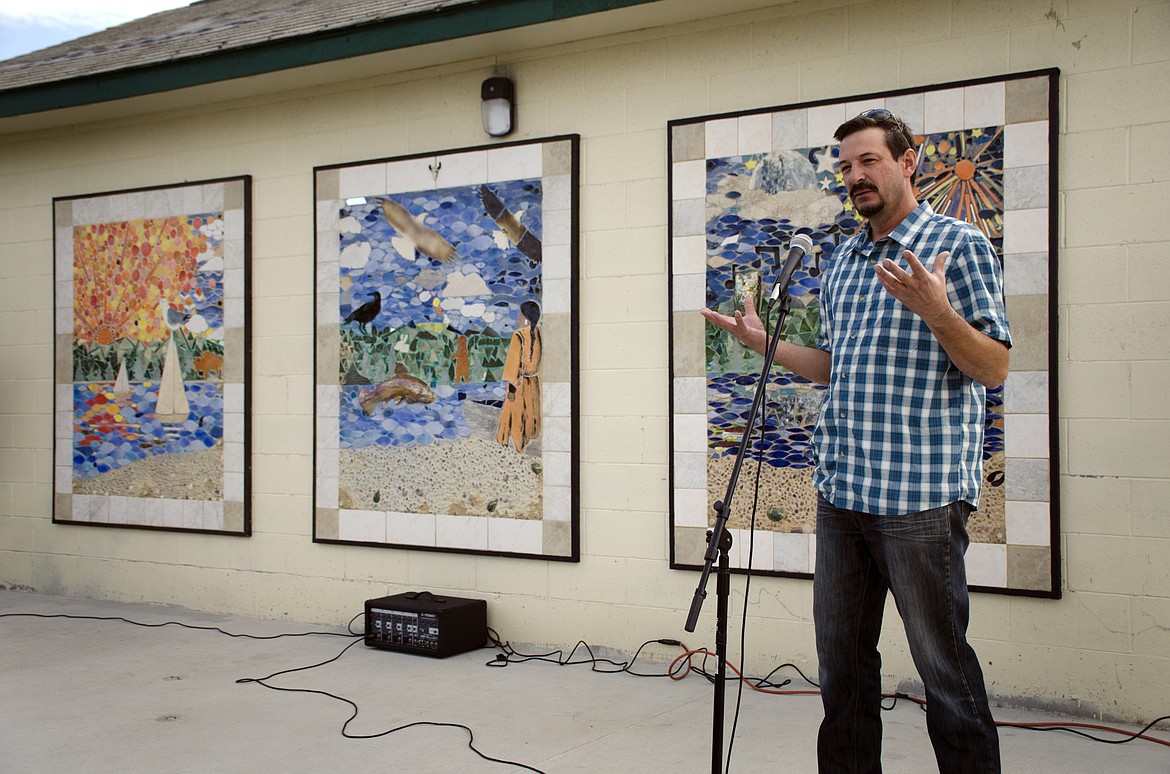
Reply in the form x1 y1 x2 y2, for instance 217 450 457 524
452 334 470 384
496 301 541 453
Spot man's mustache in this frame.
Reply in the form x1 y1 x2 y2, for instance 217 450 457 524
850 182 878 197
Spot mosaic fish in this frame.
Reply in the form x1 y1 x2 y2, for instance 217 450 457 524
358 363 435 415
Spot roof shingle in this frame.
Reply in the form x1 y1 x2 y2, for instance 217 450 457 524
0 0 479 92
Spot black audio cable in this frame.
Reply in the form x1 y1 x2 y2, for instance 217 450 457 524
5 613 1168 756
233 634 545 772
0 610 363 638
484 624 1170 752
1 610 545 773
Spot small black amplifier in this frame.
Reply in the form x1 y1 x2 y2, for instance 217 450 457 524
364 591 486 658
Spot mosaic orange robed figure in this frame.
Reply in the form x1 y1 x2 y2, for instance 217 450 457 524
452 334 471 383
497 301 542 453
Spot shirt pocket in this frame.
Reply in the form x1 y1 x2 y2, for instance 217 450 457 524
873 300 921 357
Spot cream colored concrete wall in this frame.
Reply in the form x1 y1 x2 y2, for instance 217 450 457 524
1 0 1167 723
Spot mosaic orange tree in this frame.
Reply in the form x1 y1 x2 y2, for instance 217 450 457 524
73 217 207 347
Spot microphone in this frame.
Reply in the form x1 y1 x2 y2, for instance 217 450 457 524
770 233 814 300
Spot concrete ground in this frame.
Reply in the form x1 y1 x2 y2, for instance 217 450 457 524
1 591 1166 773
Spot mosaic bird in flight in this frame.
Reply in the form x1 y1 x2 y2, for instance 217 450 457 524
479 184 542 264
375 197 457 262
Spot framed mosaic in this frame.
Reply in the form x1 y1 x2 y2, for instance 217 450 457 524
313 135 579 561
53 176 251 535
669 70 1059 597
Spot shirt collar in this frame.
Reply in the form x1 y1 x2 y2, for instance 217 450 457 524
885 200 934 248
851 200 935 256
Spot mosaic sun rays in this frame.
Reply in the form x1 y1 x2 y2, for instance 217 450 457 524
314 136 579 560
669 71 1058 596
53 177 251 534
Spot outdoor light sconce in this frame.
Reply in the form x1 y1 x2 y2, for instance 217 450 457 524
481 76 515 137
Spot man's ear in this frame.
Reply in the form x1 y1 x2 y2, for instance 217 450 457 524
901 147 917 180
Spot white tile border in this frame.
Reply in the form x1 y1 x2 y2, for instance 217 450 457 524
315 137 579 558
966 543 1008 588
738 113 772 157
672 160 707 200
1006 500 1051 547
55 177 250 534
435 514 488 551
669 79 1055 589
774 531 812 574
487 143 542 183
488 517 542 554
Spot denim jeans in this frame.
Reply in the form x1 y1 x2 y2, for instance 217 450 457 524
813 495 1000 774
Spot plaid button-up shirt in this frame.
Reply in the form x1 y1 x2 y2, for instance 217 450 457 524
811 201 1012 516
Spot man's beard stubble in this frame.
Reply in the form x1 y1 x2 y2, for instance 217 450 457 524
850 182 883 218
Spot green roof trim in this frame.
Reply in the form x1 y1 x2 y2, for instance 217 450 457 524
0 0 658 120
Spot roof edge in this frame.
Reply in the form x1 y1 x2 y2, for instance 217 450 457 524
0 0 660 120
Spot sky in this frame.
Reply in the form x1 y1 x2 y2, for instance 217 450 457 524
0 0 191 60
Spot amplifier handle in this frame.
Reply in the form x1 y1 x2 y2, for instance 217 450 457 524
405 591 448 604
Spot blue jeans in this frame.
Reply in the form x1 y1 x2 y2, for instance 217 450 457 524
813 495 1000 774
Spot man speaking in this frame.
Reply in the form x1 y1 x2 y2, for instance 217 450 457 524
702 109 1011 774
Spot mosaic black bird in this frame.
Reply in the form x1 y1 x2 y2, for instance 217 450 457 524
344 291 381 327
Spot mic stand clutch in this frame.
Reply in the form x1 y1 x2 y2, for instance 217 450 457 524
685 257 797 774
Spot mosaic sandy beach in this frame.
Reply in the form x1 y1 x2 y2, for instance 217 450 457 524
708 450 1007 543
72 447 223 501
339 434 542 519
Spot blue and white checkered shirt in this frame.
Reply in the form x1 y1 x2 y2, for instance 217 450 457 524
811 201 1012 516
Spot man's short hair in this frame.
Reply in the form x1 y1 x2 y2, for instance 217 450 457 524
834 109 918 182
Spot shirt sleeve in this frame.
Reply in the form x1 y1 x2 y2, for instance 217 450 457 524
814 249 834 353
946 226 1013 348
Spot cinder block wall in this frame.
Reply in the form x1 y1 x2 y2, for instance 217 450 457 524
1 0 1167 722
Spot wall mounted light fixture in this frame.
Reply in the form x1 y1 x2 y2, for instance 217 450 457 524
481 76 514 137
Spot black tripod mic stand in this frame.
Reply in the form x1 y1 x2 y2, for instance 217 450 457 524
684 247 799 774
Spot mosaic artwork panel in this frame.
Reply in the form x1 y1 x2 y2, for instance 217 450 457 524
315 136 579 561
52 177 251 535
669 72 1058 596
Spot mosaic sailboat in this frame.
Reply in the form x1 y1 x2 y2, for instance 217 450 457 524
113 360 131 395
156 333 190 423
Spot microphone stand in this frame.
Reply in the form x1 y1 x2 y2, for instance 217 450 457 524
685 248 797 774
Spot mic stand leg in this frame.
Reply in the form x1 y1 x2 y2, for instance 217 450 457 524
684 288 793 774
712 525 731 774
